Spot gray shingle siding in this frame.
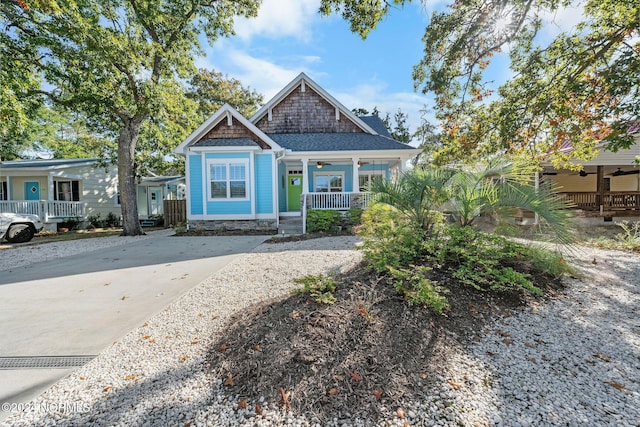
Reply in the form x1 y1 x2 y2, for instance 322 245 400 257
193 138 260 147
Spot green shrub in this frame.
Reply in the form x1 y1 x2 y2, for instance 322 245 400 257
59 216 81 231
346 208 363 226
387 266 450 313
105 212 120 228
87 213 104 228
524 245 574 278
358 202 426 273
292 274 338 304
306 209 342 233
426 226 542 295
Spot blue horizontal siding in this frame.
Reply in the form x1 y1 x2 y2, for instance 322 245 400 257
188 155 203 215
255 154 273 214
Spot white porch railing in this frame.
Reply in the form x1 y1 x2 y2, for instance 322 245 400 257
0 200 87 222
305 192 374 210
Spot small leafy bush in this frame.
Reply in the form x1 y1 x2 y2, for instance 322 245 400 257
346 208 363 226
358 202 426 273
426 226 542 295
292 274 338 304
387 266 450 313
306 209 342 233
105 212 120 228
59 216 81 231
87 213 105 228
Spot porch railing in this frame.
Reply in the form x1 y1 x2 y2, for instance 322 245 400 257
305 192 374 210
559 192 640 211
0 200 87 222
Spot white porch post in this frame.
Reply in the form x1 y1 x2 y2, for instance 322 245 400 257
47 173 54 200
301 158 309 195
352 157 360 193
399 157 408 173
301 158 309 234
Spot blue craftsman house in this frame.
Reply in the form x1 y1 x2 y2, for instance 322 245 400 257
174 73 419 233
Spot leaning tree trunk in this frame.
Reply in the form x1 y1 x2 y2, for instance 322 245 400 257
117 117 145 236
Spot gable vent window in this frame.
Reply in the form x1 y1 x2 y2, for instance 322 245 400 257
54 180 80 201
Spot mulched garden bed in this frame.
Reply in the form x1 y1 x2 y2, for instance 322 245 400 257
207 262 565 422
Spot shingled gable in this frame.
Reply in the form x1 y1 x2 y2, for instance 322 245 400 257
173 104 279 154
250 73 378 135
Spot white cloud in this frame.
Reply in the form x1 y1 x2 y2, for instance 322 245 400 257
233 0 321 42
333 81 433 141
198 49 325 99
538 2 586 40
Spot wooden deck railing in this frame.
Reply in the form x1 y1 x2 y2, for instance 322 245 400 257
559 192 640 211
0 200 86 222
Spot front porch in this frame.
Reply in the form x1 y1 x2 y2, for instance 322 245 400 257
543 163 640 219
559 192 640 217
0 200 87 223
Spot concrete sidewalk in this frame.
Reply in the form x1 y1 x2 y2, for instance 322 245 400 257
0 233 267 421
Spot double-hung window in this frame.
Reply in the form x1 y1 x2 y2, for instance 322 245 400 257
54 180 80 201
314 173 343 192
208 160 249 200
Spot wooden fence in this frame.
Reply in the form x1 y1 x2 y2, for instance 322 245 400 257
163 199 186 227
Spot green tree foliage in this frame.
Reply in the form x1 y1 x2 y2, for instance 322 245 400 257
352 106 412 143
0 23 42 159
321 0 640 166
187 68 263 120
1 0 260 235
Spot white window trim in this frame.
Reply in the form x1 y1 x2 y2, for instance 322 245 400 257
206 159 250 201
313 171 345 192
358 170 385 191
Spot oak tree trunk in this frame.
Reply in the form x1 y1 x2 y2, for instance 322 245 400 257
118 117 145 236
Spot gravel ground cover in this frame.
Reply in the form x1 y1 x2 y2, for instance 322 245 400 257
1 236 638 426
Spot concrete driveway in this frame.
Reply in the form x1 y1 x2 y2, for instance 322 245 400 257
0 233 267 419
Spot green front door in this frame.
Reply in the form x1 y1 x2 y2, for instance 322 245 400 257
287 175 302 211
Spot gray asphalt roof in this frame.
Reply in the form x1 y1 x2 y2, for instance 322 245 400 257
194 138 260 147
267 133 414 152
358 116 392 137
0 158 98 168
141 176 184 184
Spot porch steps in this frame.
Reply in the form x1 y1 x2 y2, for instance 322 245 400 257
278 217 303 235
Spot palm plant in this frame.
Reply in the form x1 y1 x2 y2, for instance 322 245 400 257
446 160 575 244
369 167 455 234
370 161 575 245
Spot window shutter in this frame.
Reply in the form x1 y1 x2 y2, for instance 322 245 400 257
72 181 80 201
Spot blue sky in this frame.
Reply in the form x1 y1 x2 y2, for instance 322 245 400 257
195 0 585 136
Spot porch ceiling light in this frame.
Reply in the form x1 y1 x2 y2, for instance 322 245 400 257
316 161 323 169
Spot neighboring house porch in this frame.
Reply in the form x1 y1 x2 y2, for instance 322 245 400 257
542 136 640 221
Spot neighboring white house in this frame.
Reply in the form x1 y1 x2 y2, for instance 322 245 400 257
0 158 185 230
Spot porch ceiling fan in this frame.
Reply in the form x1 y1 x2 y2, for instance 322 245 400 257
611 168 640 176
316 161 331 169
